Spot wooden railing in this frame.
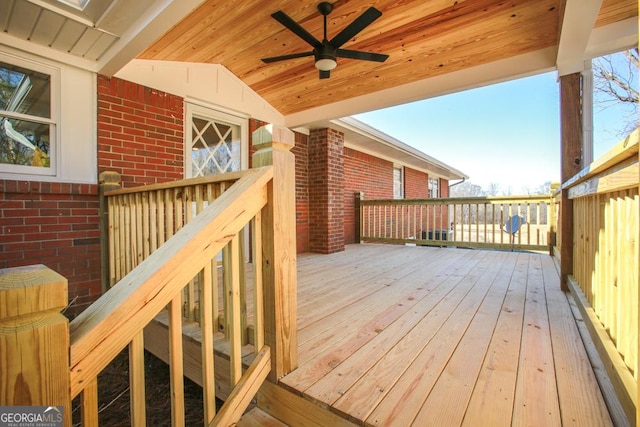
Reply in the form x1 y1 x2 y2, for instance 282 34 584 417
358 193 555 251
102 170 250 337
559 128 639 422
0 124 298 426
73 166 273 425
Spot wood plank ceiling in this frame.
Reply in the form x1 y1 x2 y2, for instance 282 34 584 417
139 0 637 117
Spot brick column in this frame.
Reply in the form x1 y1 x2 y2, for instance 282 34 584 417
309 128 344 253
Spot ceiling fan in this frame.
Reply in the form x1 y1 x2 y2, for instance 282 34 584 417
261 2 389 79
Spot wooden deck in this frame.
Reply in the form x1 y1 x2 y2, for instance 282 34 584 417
145 243 619 426
271 244 614 426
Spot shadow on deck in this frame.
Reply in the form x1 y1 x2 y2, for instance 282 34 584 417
146 244 623 426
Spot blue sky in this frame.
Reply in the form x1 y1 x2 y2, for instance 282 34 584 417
354 64 635 194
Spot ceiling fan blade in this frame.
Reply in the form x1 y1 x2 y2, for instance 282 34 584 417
319 70 331 79
262 51 314 63
329 7 382 48
337 49 389 62
272 11 322 48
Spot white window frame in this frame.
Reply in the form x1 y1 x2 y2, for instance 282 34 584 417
429 177 440 198
393 165 404 199
0 53 60 178
184 102 248 178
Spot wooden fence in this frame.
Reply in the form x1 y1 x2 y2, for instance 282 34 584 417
358 194 555 252
559 128 639 422
0 125 298 426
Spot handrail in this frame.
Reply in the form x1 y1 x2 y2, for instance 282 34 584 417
559 128 638 423
359 194 554 251
1 124 298 427
105 170 245 289
561 129 638 192
105 170 248 196
70 166 271 395
69 166 273 426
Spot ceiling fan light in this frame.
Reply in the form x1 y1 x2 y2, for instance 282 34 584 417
315 58 337 71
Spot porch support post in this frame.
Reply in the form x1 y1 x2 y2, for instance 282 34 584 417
0 265 71 427
559 72 583 291
308 128 345 253
636 8 639 427
252 124 298 381
355 192 364 243
99 171 121 292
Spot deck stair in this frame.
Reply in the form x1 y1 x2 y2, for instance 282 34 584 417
237 407 289 426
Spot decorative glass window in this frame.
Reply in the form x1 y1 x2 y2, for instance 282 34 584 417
0 60 55 175
185 103 247 178
393 166 403 199
428 177 440 198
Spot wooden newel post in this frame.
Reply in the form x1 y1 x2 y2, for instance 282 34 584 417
548 182 560 256
99 171 121 292
0 265 71 427
252 124 298 381
355 192 364 243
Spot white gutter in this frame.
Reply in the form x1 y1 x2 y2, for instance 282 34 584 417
332 116 469 180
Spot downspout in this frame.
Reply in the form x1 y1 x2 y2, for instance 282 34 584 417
448 177 466 189
447 177 465 234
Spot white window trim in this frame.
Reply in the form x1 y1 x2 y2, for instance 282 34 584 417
429 177 440 198
184 102 248 179
0 51 60 178
393 165 404 199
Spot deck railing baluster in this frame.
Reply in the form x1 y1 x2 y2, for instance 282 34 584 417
356 195 553 250
129 331 146 426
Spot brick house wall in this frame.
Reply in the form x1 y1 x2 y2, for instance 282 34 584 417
342 148 450 244
404 167 429 199
343 147 394 244
293 131 310 253
97 75 184 185
440 177 450 198
0 180 101 317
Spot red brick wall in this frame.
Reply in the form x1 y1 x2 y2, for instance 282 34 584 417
404 167 428 199
293 131 309 253
97 75 184 186
343 147 394 244
309 128 344 253
440 177 450 198
0 180 101 317
249 119 310 253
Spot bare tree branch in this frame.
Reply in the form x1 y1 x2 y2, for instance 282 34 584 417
594 49 639 104
593 49 639 136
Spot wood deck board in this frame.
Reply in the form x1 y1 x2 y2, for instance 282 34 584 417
296 247 443 329
461 254 529 427
363 251 508 426
281 245 614 427
296 248 467 347
151 244 616 426
511 254 561 426
294 249 472 364
410 252 514 426
541 255 613 426
332 251 507 423
282 250 487 395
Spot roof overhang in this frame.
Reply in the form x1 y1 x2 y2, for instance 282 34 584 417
306 117 468 181
1 0 637 126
